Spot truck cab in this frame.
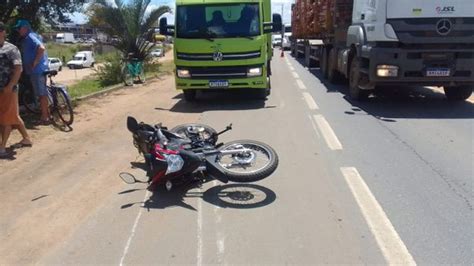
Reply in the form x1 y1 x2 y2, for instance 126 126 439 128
160 0 281 101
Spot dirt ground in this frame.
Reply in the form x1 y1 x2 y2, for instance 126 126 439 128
0 74 201 265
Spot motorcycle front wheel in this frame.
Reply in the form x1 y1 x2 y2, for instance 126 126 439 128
216 140 278 183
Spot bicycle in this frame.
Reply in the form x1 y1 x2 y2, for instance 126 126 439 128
21 70 74 126
121 57 146 86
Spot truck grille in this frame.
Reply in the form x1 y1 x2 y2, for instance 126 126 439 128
180 66 260 79
387 18 474 44
177 51 261 61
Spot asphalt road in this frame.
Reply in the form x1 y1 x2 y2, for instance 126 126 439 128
37 52 473 265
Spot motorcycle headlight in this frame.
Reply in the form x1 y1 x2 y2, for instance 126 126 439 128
165 154 184 174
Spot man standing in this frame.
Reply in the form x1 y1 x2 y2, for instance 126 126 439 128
15 19 50 124
0 22 32 157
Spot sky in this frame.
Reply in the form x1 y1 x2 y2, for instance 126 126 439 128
70 0 294 25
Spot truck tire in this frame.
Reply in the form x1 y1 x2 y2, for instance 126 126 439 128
443 86 472 101
321 47 329 79
183 90 196 101
349 56 370 101
328 48 344 83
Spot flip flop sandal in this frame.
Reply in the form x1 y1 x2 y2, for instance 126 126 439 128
11 142 33 149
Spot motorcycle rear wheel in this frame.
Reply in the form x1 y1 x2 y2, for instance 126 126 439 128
169 123 218 145
216 140 278 183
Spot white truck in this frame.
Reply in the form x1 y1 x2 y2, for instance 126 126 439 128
66 51 95 69
56 32 75 44
291 0 473 101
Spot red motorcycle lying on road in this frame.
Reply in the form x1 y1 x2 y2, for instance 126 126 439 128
119 117 279 191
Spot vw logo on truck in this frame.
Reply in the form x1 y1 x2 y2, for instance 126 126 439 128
436 19 452 36
213 52 223 62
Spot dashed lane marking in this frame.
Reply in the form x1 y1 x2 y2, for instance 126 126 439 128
291 71 300 79
302 92 319 110
313 115 343 150
341 167 416 265
296 79 307 90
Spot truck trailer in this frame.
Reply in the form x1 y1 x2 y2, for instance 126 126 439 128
291 0 473 101
160 0 282 101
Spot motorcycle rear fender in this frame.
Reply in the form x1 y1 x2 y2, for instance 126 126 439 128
205 155 229 183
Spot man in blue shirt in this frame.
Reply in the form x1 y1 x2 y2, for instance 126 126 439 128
14 19 50 124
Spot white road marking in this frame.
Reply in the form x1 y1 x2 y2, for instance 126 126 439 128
341 167 416 265
308 114 321 139
197 188 203 266
313 115 343 150
119 190 150 266
213 180 225 263
302 92 319 110
296 79 307 90
291 71 300 79
289 66 295 71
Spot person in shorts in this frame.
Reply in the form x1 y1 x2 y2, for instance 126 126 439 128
0 22 32 157
15 19 50 124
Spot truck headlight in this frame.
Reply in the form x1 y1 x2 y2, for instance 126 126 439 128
177 69 190 78
247 67 262 77
377 65 399 77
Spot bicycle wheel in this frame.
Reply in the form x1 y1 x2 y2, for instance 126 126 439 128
21 87 40 114
122 65 134 86
138 65 146 84
54 88 74 126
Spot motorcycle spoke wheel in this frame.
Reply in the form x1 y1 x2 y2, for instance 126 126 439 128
170 124 217 144
218 142 273 175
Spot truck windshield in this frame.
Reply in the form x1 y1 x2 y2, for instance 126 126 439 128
177 4 260 39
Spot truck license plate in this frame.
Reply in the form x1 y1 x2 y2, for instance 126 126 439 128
426 68 451 77
209 80 229 88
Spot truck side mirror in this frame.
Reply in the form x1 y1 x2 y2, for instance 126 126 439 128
272 14 282 33
159 17 174 36
159 17 168 36
263 14 283 33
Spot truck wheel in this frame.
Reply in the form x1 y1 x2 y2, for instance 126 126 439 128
349 57 370 101
183 90 196 102
321 47 329 79
328 49 343 83
443 86 472 101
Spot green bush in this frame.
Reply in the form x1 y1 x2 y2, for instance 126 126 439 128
95 53 123 86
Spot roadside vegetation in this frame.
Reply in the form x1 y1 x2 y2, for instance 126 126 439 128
69 59 174 100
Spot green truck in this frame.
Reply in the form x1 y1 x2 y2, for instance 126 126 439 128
160 0 282 101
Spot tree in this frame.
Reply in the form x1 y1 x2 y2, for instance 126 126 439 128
91 0 171 60
0 0 88 27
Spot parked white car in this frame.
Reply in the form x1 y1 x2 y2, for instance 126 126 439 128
48 57 63 71
150 48 164 57
67 51 95 69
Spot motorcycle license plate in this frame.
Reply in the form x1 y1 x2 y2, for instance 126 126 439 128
209 80 229 88
426 68 451 77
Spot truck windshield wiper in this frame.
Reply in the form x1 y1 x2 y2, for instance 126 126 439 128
198 28 216 42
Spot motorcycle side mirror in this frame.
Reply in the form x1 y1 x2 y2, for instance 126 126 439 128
127 117 139 133
119 172 138 184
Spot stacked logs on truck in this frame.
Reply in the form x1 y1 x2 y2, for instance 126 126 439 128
291 0 354 39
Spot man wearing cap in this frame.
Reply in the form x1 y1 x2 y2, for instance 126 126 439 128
0 22 33 157
15 19 50 124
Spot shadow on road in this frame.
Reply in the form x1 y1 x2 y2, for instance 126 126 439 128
292 56 474 120
156 91 277 113
120 180 276 211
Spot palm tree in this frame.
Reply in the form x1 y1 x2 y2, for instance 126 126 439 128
92 0 171 60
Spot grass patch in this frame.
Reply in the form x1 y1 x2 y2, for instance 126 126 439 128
67 60 175 99
68 78 102 99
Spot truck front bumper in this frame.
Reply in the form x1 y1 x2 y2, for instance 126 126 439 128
175 75 268 91
365 46 474 87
